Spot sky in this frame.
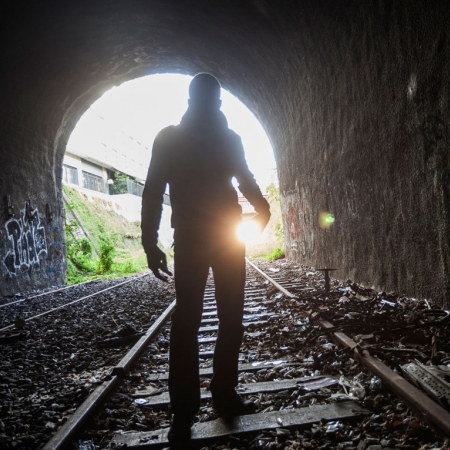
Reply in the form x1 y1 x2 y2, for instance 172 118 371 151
68 73 277 190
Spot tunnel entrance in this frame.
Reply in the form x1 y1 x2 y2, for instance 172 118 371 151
62 74 279 283
1 1 449 304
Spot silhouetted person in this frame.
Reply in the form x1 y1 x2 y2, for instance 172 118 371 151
141 73 270 446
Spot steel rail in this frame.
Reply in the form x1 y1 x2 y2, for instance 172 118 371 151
0 279 98 309
0 273 150 333
43 266 255 448
42 298 177 450
42 261 450 449
245 258 297 299
319 319 450 436
42 375 121 450
254 262 450 438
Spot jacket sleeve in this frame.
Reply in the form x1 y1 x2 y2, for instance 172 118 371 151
232 134 270 214
141 129 170 253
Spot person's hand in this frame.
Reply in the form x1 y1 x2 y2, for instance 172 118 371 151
146 246 172 282
252 210 270 233
254 209 271 232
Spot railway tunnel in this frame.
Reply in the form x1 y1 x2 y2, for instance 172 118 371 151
0 0 449 306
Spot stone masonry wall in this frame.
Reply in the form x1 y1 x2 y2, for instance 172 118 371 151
0 0 449 305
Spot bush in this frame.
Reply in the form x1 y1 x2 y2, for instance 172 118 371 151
109 172 129 195
267 183 285 248
114 260 135 274
63 185 147 283
97 238 115 273
266 247 285 261
65 220 96 282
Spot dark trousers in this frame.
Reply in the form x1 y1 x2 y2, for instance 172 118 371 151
168 230 245 416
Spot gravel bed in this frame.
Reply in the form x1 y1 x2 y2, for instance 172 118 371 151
2 260 450 450
86 261 449 450
0 273 175 449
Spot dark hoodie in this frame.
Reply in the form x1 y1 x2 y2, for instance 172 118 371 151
141 105 270 251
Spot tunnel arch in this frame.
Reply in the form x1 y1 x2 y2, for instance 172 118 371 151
1 0 450 306
66 73 277 193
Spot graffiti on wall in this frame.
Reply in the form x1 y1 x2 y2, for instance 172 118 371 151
0 204 48 276
287 205 300 239
282 185 316 259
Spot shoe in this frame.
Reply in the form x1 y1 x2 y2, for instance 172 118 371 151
212 389 256 416
167 414 193 448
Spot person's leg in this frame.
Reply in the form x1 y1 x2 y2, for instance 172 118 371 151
169 238 209 418
209 235 246 396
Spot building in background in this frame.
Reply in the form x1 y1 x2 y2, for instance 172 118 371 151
62 110 154 220
63 144 174 247
63 108 263 247
63 111 150 193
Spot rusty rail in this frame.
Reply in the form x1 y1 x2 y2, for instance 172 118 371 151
42 298 176 450
42 261 450 449
0 273 150 333
245 258 297 299
320 320 450 437
0 278 97 309
257 262 450 438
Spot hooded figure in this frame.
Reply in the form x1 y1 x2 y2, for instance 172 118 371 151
141 73 270 446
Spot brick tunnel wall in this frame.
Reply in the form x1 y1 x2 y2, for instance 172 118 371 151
0 0 449 305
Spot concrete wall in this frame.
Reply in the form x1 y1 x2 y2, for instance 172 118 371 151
0 0 449 304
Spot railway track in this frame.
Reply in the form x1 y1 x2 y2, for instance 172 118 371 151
0 275 150 334
0 274 174 449
24 259 448 450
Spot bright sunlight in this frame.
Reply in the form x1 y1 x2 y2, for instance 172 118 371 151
236 219 262 245
68 73 277 191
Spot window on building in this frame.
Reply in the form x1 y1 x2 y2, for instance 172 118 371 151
126 178 144 197
81 159 104 177
62 164 79 186
82 171 109 194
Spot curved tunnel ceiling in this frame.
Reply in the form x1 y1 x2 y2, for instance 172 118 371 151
3 0 291 156
1 0 450 305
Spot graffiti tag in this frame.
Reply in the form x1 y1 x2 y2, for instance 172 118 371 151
1 205 48 276
287 205 299 239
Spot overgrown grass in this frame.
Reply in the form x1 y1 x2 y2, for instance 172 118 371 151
246 182 285 260
63 182 285 283
63 186 148 284
266 247 285 261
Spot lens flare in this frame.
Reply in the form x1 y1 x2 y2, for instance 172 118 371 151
237 220 261 244
319 212 335 229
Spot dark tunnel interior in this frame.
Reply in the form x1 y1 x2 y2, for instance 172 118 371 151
0 0 449 305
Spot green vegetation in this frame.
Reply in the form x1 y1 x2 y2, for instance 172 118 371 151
264 183 285 260
109 171 129 195
244 181 285 261
65 219 96 279
63 181 286 282
109 171 143 196
63 185 148 284
97 238 115 273
266 247 285 261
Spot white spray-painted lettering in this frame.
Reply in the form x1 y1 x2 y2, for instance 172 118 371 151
1 206 48 276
